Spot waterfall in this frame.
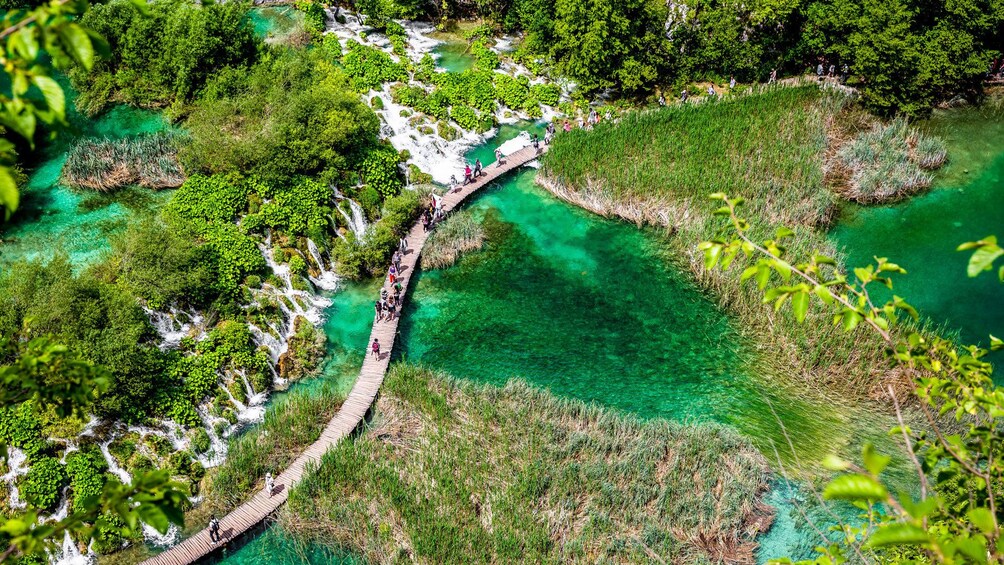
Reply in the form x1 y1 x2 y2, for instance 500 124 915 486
51 530 95 565
249 323 284 364
306 238 340 291
195 409 228 468
99 440 131 485
336 199 369 241
143 307 204 349
3 448 29 510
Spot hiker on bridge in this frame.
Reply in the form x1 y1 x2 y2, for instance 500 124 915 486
264 472 274 497
495 147 505 166
371 339 380 358
209 515 220 543
463 163 473 186
474 158 484 177
375 299 384 322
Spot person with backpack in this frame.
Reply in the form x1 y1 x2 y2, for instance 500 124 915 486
463 164 473 185
474 159 483 177
374 300 384 322
209 515 220 543
371 339 381 358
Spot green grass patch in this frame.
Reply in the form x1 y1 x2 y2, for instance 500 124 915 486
283 365 772 564
422 209 485 269
208 384 345 510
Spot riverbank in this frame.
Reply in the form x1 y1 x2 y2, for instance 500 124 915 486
281 364 773 564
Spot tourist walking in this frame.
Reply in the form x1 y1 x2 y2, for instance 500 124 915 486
388 264 398 284
264 472 274 497
392 250 401 272
707 84 716 96
385 297 396 320
474 159 483 177
563 120 572 132
532 133 540 152
463 164 473 186
816 62 824 80
544 130 553 145
399 236 408 254
681 89 688 102
841 64 849 83
768 68 777 83
828 64 835 78
374 300 384 321
209 515 220 543
371 338 380 358
546 122 555 136
658 94 666 106
729 75 736 89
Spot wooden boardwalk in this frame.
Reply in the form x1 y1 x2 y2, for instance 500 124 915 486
142 143 547 565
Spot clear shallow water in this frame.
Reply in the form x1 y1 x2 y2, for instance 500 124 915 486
249 6 302 41
216 525 361 565
831 107 1004 368
0 96 171 269
433 41 475 73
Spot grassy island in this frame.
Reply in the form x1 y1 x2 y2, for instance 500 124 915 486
282 365 773 564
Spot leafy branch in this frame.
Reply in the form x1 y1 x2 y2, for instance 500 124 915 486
700 193 1003 564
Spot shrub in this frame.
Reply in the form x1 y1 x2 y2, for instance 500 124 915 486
437 120 458 141
471 40 499 70
449 105 481 131
361 146 404 198
342 40 408 91
494 73 529 109
20 457 68 510
190 428 210 454
0 402 49 461
529 83 561 106
65 448 107 513
288 254 307 276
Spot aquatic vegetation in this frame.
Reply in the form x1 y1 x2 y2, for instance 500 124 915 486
341 40 409 91
285 365 772 563
422 210 484 269
832 117 947 203
541 86 906 400
61 132 185 192
209 385 345 510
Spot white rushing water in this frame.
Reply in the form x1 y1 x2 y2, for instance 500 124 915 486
307 238 341 291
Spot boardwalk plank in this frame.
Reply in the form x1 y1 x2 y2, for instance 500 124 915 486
142 145 545 565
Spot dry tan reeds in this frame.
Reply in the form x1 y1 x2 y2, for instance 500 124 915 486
62 132 186 192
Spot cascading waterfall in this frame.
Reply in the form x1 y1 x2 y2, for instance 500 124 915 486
335 199 368 240
306 238 340 291
2 448 29 510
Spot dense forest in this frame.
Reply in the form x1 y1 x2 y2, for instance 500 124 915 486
352 0 1004 114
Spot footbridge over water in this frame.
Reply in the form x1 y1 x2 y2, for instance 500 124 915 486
143 143 547 565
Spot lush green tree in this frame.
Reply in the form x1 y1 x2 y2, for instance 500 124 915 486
72 0 259 115
182 49 380 187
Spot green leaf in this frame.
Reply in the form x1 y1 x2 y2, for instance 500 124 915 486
0 165 20 219
967 507 995 534
755 265 771 290
740 265 759 282
773 260 792 282
862 443 891 476
821 454 850 471
57 24 95 70
823 474 887 502
32 75 65 120
841 309 862 332
813 284 834 305
965 238 1003 278
791 290 809 323
864 523 930 548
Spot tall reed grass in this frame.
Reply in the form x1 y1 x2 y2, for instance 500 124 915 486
208 385 344 510
540 85 917 402
833 117 947 202
422 210 485 269
282 365 772 564
62 132 185 192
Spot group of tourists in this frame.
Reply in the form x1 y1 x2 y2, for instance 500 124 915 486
816 60 850 83
454 159 486 187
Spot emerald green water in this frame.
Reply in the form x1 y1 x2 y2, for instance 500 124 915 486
0 93 171 269
434 41 475 73
831 106 1004 366
214 525 361 565
249 6 302 41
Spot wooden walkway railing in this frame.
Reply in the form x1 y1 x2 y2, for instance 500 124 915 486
142 143 547 565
